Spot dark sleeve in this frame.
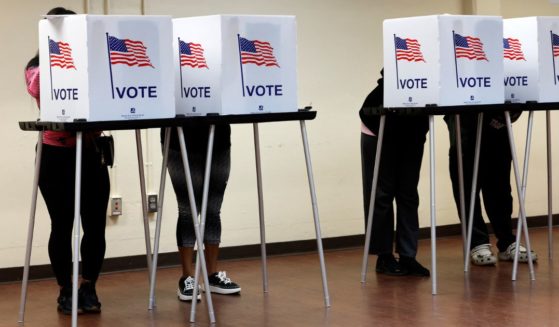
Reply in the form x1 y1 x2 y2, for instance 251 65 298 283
359 70 384 134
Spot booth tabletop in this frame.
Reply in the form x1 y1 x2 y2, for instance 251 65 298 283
19 110 317 132
362 102 559 116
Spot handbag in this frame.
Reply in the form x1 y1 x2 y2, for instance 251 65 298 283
95 134 114 167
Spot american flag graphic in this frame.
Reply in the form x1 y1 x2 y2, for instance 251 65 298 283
108 35 153 67
454 33 488 61
49 39 76 69
552 33 559 57
179 40 208 68
239 37 279 67
503 38 526 60
395 36 425 62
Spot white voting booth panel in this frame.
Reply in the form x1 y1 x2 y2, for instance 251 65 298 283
39 15 175 122
504 17 559 103
173 15 297 116
383 15 504 107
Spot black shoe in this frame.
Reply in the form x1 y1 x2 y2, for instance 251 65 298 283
375 254 407 276
57 286 82 315
205 271 241 294
177 276 201 301
400 256 430 277
78 282 101 313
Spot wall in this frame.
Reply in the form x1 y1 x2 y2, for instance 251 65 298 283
2 0 559 269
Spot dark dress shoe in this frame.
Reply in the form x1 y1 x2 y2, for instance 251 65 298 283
399 256 430 277
375 254 407 276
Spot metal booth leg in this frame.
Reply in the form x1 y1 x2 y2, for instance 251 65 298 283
148 127 172 310
428 115 437 295
512 110 534 279
300 120 331 307
465 113 484 272
18 131 44 324
176 127 216 323
361 115 386 282
135 130 153 281
253 123 269 293
190 125 216 322
71 132 84 327
504 111 535 281
546 110 553 259
454 115 468 261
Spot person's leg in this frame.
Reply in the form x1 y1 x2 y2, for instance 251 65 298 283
361 132 395 258
446 116 491 249
166 147 204 300
361 125 404 275
203 145 241 293
78 146 110 312
393 118 430 276
365 134 396 256
361 132 375 253
179 247 195 277
478 125 516 253
38 145 78 314
393 122 425 258
80 146 109 281
479 121 536 263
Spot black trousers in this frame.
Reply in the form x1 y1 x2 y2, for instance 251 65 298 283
446 114 516 252
38 144 110 287
361 116 428 257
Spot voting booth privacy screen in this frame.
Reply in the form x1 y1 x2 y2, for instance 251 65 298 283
383 15 504 107
504 17 559 103
39 15 175 122
173 15 298 116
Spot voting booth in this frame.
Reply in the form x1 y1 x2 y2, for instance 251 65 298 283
504 17 559 103
173 15 297 116
39 15 175 122
383 15 504 107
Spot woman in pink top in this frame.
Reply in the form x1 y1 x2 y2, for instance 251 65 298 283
25 7 110 316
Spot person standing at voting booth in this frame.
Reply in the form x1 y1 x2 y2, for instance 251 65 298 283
161 125 241 301
24 6 110 315
445 113 538 265
359 69 430 276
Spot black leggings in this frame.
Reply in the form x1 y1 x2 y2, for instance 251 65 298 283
166 146 231 248
38 144 110 287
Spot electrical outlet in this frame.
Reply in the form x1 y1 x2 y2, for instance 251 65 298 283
148 194 158 213
110 197 122 216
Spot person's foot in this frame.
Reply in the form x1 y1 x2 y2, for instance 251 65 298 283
498 242 538 263
78 282 101 313
204 271 241 294
375 254 407 276
177 276 201 301
399 256 430 277
57 286 82 315
470 244 497 266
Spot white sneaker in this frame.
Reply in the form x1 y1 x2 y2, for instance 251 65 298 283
498 242 538 263
470 244 497 266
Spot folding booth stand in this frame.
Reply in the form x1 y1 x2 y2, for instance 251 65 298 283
360 103 558 294
148 111 331 323
18 110 330 326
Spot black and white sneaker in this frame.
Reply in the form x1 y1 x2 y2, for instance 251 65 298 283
177 276 201 301
204 271 241 295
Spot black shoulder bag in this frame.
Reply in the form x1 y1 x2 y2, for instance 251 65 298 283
95 134 115 167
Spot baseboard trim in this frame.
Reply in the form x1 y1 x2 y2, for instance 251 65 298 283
2 214 557 284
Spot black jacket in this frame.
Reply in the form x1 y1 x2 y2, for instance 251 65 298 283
359 69 428 137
